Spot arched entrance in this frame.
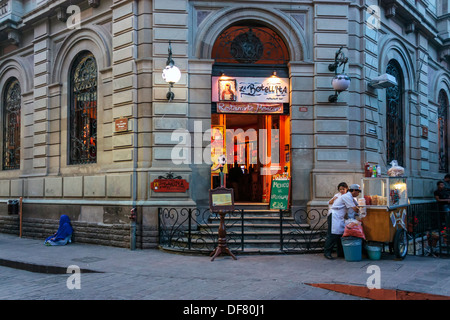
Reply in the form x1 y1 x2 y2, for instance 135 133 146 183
210 23 291 204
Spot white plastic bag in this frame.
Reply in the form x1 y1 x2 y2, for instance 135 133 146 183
387 160 405 177
357 198 366 218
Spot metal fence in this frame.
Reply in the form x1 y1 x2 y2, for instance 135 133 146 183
159 203 449 257
407 202 449 257
158 207 328 254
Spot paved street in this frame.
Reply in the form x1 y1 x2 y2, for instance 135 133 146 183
1 233 450 305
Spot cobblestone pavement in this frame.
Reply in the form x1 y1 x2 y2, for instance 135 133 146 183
1 233 449 302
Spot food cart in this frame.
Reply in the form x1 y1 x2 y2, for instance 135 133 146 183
360 177 409 259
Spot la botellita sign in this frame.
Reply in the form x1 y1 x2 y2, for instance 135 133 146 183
151 179 189 193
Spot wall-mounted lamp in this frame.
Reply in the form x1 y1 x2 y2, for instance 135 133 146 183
161 41 181 102
328 46 350 103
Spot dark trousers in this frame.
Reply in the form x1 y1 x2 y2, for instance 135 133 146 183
324 213 344 257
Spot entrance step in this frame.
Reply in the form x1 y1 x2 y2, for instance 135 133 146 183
234 203 270 210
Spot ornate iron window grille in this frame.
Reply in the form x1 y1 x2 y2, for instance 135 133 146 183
386 60 404 167
69 52 97 165
438 89 449 173
212 26 289 65
3 78 21 170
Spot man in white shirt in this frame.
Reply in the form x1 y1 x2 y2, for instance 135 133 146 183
324 184 361 259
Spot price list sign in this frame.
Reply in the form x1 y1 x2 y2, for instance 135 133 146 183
269 179 290 210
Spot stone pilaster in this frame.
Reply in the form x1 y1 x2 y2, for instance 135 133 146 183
417 32 430 174
309 1 353 209
149 0 191 201
151 0 189 166
111 0 137 164
363 0 384 168
188 58 214 206
32 20 51 175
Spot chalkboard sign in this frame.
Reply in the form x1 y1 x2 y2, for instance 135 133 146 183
269 179 290 210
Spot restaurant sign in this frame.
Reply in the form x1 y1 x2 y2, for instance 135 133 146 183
150 179 189 193
212 76 289 103
217 102 283 114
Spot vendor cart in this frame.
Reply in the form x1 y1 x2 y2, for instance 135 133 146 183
360 177 409 259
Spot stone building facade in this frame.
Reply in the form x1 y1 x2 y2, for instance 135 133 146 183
0 0 448 249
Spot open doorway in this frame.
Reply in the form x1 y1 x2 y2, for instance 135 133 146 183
211 113 290 203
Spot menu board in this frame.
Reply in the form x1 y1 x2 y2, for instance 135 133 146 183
269 178 290 210
209 187 235 212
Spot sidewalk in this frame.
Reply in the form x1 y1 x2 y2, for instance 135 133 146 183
1 232 450 300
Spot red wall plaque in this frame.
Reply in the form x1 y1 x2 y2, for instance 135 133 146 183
115 118 128 132
151 179 189 193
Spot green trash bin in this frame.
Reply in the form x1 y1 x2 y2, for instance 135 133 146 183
341 237 362 261
365 244 382 260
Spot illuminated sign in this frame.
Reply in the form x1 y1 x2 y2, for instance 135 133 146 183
212 76 289 103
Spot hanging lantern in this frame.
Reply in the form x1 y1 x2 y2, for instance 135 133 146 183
331 74 351 92
161 41 181 101
162 65 181 85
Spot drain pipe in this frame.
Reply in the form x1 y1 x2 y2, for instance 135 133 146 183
19 197 23 238
129 0 139 250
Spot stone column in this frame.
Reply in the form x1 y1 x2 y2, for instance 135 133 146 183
32 20 51 176
289 61 315 210
188 58 214 207
417 32 431 176
109 0 138 200
149 0 192 202
308 1 353 211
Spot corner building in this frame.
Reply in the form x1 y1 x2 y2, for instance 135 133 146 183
0 0 448 249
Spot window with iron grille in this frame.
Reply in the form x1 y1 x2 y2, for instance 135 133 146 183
69 51 97 165
438 89 449 173
2 78 21 170
385 60 404 167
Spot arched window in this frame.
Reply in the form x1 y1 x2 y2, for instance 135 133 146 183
438 89 449 173
69 51 97 165
386 60 404 167
3 78 21 170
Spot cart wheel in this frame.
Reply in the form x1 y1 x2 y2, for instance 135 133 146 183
394 229 408 259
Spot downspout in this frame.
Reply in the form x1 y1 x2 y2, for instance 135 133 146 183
130 0 139 250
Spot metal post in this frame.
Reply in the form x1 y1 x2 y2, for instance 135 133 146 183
241 209 244 252
188 208 192 250
129 207 137 250
19 197 23 238
219 166 224 187
280 209 283 252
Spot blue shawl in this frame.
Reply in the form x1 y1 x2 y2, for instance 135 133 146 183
46 215 73 242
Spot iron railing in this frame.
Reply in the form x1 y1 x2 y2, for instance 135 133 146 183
407 202 449 257
159 204 449 257
158 207 329 254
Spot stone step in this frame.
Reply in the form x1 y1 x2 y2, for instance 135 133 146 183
189 230 325 240
168 237 325 250
160 246 323 255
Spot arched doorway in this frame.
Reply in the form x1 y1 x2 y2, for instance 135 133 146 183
210 23 291 204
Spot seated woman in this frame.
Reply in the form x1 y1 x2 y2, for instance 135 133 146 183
44 215 73 246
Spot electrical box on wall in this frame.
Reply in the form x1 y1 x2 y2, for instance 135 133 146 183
369 73 398 89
